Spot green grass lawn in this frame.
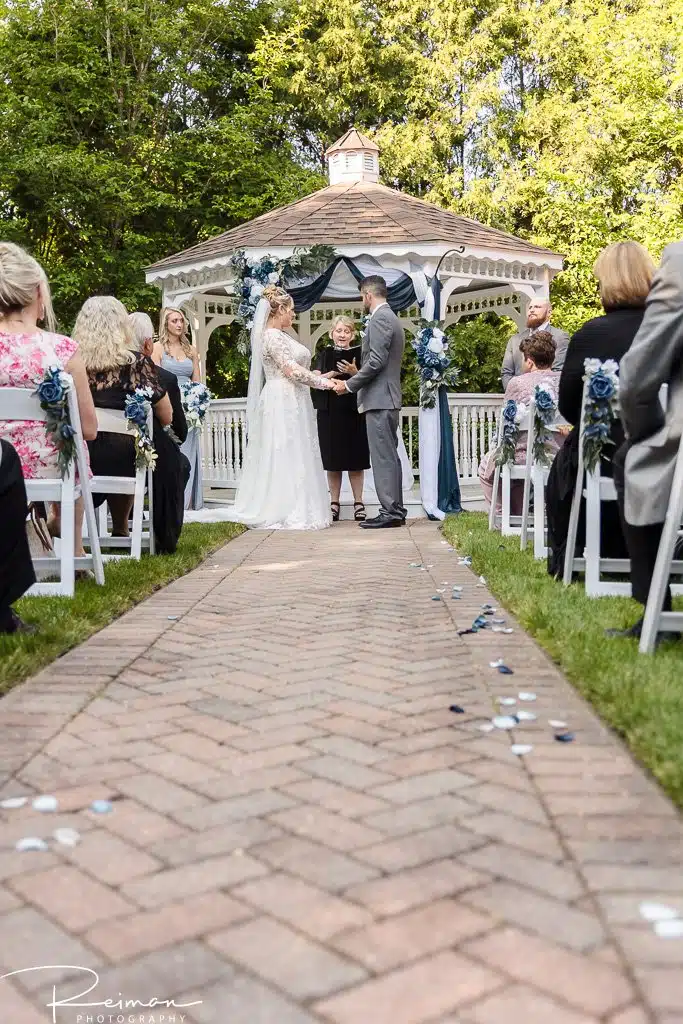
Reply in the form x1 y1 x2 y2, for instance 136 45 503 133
0 522 245 695
443 512 683 810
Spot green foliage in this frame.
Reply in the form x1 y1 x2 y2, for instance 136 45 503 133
443 512 683 810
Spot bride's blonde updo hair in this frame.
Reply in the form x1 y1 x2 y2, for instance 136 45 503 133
263 285 294 318
0 241 56 330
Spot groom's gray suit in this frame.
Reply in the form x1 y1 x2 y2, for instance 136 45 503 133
345 302 406 521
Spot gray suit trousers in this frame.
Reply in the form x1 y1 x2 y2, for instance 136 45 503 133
366 409 405 521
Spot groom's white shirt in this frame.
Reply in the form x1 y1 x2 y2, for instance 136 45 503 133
344 302 388 394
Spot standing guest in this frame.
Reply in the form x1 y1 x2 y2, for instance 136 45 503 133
0 440 37 634
129 312 190 554
0 242 97 559
480 331 560 513
74 297 172 538
501 298 569 391
312 315 370 522
545 241 656 579
152 307 203 510
609 242 683 640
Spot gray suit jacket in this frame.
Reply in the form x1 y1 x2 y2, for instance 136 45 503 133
501 324 570 391
620 241 683 526
346 303 404 412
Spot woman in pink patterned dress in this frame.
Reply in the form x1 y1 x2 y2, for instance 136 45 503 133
0 242 97 552
479 331 563 514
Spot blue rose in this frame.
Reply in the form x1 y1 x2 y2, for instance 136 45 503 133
584 421 609 440
588 372 614 401
60 423 75 439
535 388 555 412
502 400 517 423
37 375 64 404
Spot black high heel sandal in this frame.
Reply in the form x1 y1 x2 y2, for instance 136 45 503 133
331 502 341 522
353 502 366 521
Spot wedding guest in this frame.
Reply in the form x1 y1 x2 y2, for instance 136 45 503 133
501 299 569 391
129 312 190 553
480 331 560 513
545 241 656 578
608 241 683 640
74 296 172 538
0 242 97 560
313 315 369 521
152 307 203 510
0 440 37 634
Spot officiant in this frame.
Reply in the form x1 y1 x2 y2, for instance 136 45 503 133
312 315 370 522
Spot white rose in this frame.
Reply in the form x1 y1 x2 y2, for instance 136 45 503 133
268 272 280 283
427 337 444 354
251 284 264 298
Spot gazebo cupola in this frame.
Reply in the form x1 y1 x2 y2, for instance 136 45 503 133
326 128 380 185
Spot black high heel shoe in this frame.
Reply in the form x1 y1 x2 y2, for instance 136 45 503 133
330 502 341 522
353 502 366 521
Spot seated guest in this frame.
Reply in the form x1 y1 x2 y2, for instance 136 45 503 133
312 315 370 522
610 242 683 640
545 241 656 578
0 440 36 634
0 242 97 559
129 312 190 553
480 331 560 514
73 297 172 537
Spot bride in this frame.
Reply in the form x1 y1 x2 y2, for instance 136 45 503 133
229 285 336 530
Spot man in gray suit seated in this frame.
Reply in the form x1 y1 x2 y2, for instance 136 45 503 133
332 276 406 528
501 298 569 391
609 241 683 640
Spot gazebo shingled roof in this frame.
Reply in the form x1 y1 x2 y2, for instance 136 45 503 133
146 180 558 276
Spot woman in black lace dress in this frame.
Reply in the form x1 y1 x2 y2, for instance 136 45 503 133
73 297 172 538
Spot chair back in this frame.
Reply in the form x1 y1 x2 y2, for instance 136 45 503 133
96 407 130 435
2 387 49 423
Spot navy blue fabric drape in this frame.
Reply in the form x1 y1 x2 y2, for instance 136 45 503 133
287 257 418 313
437 385 462 514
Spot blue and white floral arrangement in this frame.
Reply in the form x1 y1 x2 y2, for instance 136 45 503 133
181 381 213 431
532 384 558 466
411 321 459 409
496 398 527 467
230 245 337 349
124 388 157 471
35 366 76 477
582 358 619 472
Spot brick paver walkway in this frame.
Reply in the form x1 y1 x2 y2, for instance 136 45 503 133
1 521 683 1024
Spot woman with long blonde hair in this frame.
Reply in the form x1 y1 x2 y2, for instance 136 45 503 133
152 306 202 509
229 285 335 529
74 296 172 538
0 242 98 580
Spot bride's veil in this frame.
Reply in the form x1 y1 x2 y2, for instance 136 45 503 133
245 296 271 429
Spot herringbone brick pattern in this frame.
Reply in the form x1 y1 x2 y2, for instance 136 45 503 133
0 521 682 1023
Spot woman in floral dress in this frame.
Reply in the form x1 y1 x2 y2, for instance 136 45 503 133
479 331 562 513
0 242 97 553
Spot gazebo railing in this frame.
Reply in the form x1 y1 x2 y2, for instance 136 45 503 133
202 393 504 489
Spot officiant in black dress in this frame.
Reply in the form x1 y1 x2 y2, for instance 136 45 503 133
312 315 370 522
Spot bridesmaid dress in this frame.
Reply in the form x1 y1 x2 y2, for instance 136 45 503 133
160 353 203 510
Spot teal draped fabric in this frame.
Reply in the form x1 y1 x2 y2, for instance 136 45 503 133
437 386 462 514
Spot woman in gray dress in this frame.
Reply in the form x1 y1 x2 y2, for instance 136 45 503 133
153 307 203 510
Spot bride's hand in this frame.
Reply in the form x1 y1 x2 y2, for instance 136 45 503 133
321 371 339 379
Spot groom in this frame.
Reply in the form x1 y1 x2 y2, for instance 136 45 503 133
332 275 406 528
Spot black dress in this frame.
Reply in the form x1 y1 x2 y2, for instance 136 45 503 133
87 354 167 508
312 345 370 472
152 365 191 554
0 440 35 628
546 305 645 577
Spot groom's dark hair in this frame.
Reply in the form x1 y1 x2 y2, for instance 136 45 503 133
359 275 388 299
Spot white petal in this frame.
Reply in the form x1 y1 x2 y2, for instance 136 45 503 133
53 828 81 847
0 796 28 809
32 796 58 812
492 716 517 730
16 837 49 852
640 902 680 922
654 919 683 938
518 692 537 702
548 719 567 728
516 710 537 722
511 744 533 756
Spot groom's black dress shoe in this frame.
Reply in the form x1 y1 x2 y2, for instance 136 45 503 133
359 516 405 529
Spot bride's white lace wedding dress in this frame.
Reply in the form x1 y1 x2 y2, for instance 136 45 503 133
230 328 333 530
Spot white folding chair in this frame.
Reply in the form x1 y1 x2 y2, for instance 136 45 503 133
564 381 680 598
86 407 155 560
489 405 533 538
3 382 104 597
639 431 683 653
519 403 562 560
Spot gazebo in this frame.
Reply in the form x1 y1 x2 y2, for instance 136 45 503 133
145 129 564 511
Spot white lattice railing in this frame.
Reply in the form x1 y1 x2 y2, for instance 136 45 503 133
202 393 504 488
